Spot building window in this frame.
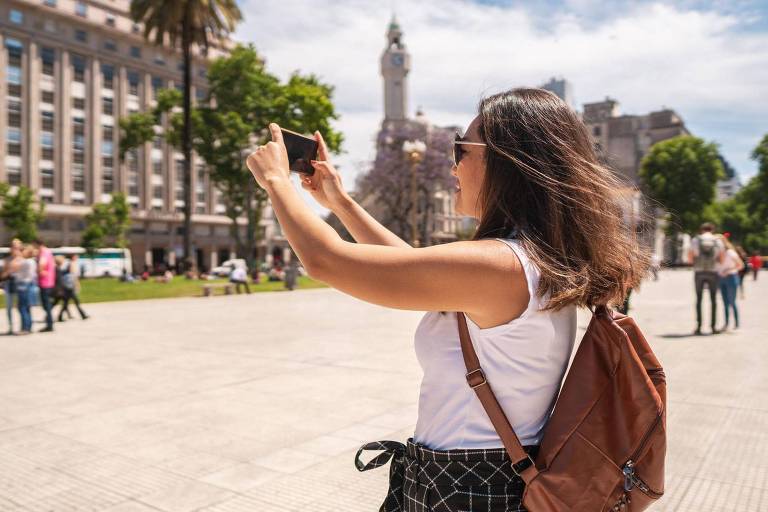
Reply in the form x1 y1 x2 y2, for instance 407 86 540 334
7 100 21 128
127 150 140 197
75 29 88 43
72 97 85 110
153 186 163 199
106 14 115 26
41 111 55 132
104 40 117 52
6 39 23 98
102 166 114 193
41 168 54 189
103 125 114 142
153 136 162 149
128 71 140 96
130 46 141 59
102 97 113 116
72 54 86 82
7 167 22 186
42 90 55 104
102 64 114 89
41 47 55 76
152 159 163 175
75 1 87 17
102 133 114 156
151 76 163 99
593 126 602 137
7 128 22 156
153 54 165 66
72 164 85 192
10 10 23 24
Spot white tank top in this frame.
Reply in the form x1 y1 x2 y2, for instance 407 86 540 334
413 237 577 449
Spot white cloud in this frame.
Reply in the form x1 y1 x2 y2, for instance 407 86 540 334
236 0 768 215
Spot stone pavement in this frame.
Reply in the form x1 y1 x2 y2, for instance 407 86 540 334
0 269 766 511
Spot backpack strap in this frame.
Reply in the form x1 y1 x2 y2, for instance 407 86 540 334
456 312 539 485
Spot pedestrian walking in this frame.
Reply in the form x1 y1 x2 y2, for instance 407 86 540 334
33 239 55 332
650 252 661 281
246 88 652 511
1 239 23 334
736 246 749 299
229 265 250 294
51 255 69 319
717 235 743 331
284 256 298 291
14 245 37 335
58 255 88 321
749 251 763 281
689 223 724 335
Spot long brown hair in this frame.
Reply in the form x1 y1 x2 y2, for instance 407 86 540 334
473 88 648 310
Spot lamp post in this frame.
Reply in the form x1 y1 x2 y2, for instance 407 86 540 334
402 140 426 247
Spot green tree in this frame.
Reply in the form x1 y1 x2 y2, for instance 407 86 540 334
193 44 343 268
697 135 768 252
640 135 724 238
121 45 344 269
81 193 132 256
130 0 241 269
0 183 45 242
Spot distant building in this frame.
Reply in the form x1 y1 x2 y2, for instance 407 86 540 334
346 17 467 246
717 175 742 201
540 77 574 108
582 97 690 185
0 0 285 272
582 97 691 261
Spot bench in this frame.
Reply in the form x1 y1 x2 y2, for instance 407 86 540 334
202 283 235 297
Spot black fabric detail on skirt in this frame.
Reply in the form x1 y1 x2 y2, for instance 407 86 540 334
356 438 538 512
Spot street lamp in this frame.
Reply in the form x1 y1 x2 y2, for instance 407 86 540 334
402 139 426 247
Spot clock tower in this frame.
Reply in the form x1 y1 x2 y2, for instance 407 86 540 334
381 16 411 121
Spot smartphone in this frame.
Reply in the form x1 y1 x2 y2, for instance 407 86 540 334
281 128 318 176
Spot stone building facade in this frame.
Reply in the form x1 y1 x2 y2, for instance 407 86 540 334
0 0 285 272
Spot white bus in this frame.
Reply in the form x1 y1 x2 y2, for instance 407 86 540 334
0 247 132 278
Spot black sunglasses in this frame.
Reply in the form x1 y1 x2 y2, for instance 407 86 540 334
453 132 487 165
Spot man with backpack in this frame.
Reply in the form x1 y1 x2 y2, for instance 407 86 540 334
689 222 724 335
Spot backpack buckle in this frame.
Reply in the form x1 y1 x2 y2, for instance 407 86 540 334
511 454 536 477
465 368 487 389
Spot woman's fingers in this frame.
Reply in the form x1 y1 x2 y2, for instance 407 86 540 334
310 160 334 178
315 131 330 161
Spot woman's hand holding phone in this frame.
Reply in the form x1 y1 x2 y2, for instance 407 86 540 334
246 124 291 191
301 131 351 211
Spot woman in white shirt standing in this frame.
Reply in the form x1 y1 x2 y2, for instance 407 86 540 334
245 88 648 511
717 234 744 331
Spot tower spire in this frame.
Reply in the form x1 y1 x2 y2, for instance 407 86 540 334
381 17 410 121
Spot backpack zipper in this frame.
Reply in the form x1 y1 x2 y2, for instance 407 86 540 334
618 411 665 499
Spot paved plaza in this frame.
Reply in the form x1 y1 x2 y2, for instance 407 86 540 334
0 269 766 511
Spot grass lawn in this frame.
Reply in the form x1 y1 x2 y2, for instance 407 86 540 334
0 275 327 307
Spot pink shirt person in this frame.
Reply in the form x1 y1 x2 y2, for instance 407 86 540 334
37 246 56 289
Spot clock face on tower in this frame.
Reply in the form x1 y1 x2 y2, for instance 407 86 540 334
390 54 404 67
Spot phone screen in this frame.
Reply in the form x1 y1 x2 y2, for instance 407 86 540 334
281 129 318 176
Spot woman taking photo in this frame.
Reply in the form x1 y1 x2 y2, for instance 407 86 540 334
247 88 647 511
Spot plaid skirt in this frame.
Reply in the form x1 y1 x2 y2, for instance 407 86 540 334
355 439 538 512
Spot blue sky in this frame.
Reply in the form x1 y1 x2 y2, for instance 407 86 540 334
235 0 767 211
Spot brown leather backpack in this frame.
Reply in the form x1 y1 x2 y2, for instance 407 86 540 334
458 305 666 511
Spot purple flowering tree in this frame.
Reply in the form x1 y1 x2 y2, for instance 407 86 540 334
355 121 456 245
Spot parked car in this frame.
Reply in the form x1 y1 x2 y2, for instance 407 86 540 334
211 258 247 277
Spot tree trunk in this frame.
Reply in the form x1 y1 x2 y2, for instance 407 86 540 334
181 8 193 270
243 180 260 271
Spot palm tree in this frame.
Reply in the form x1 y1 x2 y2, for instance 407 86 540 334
130 0 241 270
